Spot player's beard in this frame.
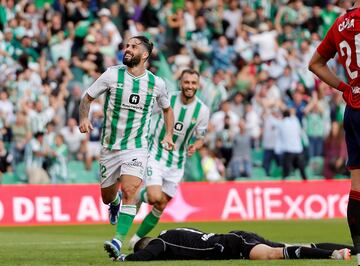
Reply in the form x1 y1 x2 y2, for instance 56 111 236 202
123 52 142 68
181 88 197 100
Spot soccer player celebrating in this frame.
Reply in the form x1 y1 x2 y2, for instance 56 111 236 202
309 2 360 265
128 69 210 248
79 36 175 259
119 227 352 261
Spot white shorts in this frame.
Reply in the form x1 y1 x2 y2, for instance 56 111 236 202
145 156 184 197
99 147 148 188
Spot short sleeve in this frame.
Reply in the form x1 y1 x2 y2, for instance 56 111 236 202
194 106 210 139
155 78 170 109
317 22 338 60
86 68 113 99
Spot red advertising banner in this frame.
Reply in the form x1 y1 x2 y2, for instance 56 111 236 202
0 180 351 226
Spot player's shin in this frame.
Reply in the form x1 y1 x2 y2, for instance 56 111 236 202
136 207 163 238
115 205 137 241
347 189 360 265
283 246 332 259
111 193 121 206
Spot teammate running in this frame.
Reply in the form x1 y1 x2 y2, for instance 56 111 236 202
79 35 175 259
128 69 210 249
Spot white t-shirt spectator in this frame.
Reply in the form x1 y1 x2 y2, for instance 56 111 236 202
250 30 278 61
210 111 239 133
60 126 86 154
102 21 122 49
262 113 280 150
0 98 14 124
245 109 261 139
277 116 303 153
223 9 242 40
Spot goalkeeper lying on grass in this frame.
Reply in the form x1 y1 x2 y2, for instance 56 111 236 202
114 227 353 261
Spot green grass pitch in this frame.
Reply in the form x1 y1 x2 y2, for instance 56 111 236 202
0 219 355 265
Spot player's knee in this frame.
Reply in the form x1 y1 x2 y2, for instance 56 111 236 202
147 192 162 205
121 184 139 201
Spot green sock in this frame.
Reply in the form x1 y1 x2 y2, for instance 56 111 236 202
110 193 120 206
136 207 162 237
115 205 137 241
139 188 148 203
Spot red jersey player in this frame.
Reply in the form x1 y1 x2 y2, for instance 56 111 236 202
309 2 360 266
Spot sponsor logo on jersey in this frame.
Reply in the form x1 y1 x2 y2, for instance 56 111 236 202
352 86 360 94
124 158 143 168
129 94 140 104
174 122 184 132
338 18 355 32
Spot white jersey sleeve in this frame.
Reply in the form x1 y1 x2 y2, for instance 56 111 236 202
194 105 210 139
155 78 170 109
86 68 113 99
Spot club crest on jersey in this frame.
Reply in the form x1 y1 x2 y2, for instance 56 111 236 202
174 122 184 132
129 94 140 104
338 18 355 32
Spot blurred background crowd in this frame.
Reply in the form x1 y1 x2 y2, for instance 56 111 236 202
0 0 352 184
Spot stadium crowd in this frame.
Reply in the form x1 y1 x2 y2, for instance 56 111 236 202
0 0 352 184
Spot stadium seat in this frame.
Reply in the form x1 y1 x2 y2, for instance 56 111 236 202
308 156 324 176
251 149 263 167
68 160 99 184
251 167 269 180
334 174 350 180
14 162 27 182
1 172 21 184
270 165 282 178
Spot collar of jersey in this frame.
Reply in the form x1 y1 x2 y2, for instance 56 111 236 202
126 69 147 79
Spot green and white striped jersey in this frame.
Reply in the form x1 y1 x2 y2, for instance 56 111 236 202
150 93 209 170
86 65 170 150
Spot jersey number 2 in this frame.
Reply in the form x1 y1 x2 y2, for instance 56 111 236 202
340 34 360 79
